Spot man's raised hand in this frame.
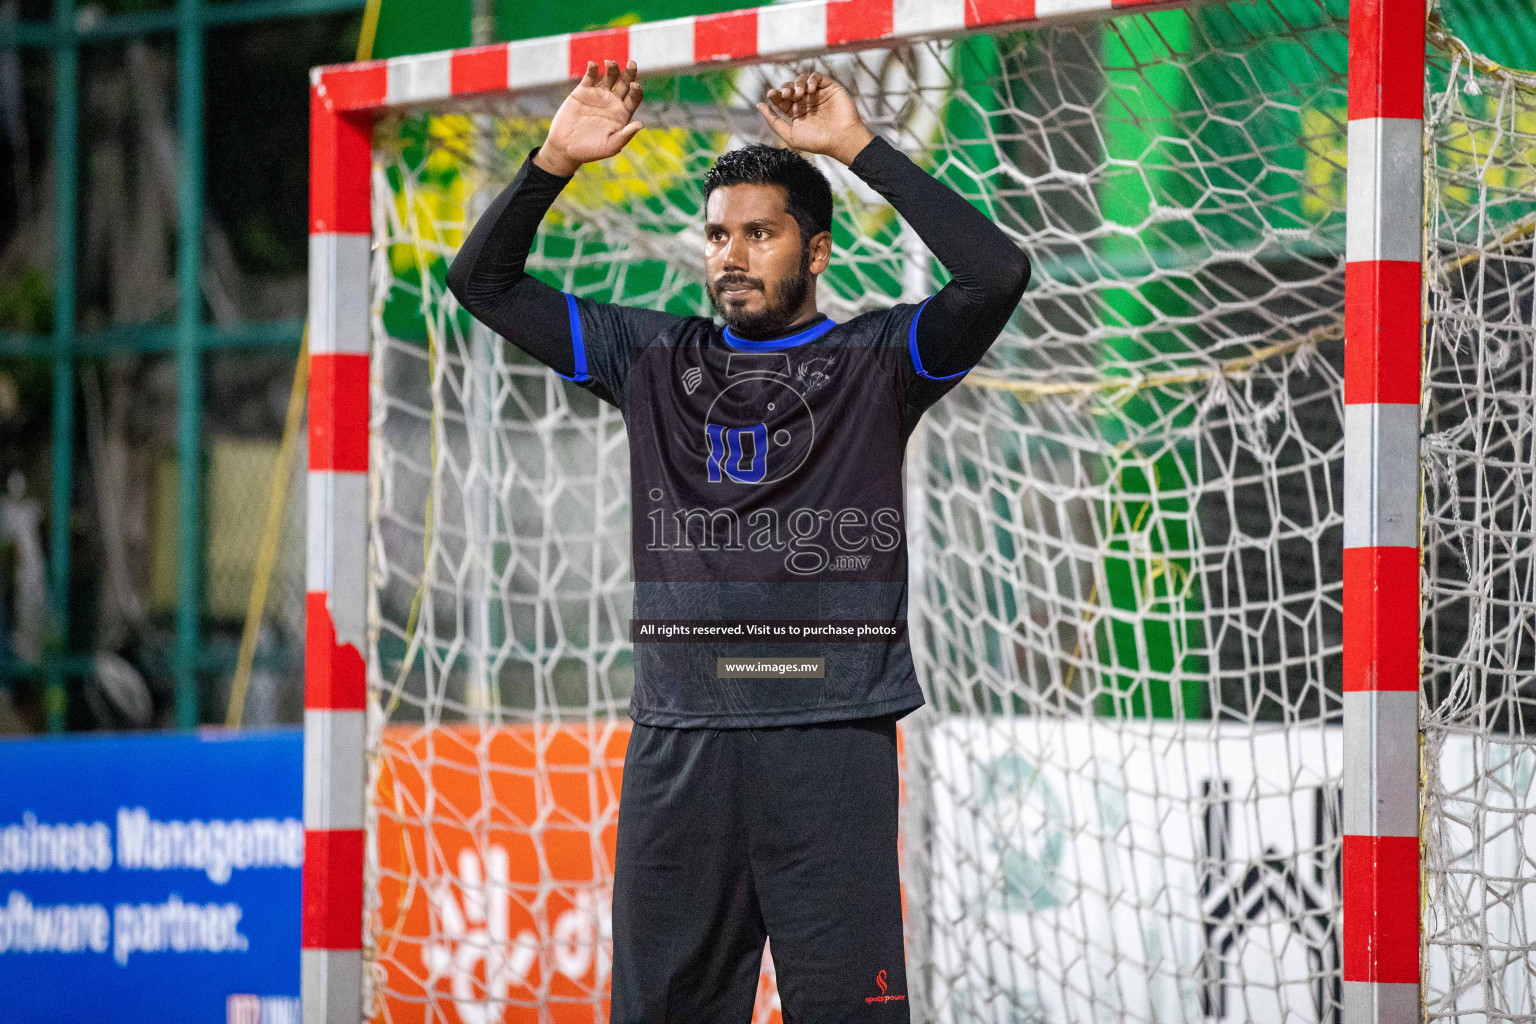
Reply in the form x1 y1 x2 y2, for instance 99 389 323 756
535 59 644 177
757 71 874 166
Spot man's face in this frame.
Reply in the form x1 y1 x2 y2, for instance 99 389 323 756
704 183 831 335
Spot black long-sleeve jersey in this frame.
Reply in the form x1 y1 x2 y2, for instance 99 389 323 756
447 135 1030 728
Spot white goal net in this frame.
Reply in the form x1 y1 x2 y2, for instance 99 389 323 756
1421 20 1536 1022
355 2 1535 1021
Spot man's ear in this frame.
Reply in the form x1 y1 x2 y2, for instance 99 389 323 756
808 230 833 275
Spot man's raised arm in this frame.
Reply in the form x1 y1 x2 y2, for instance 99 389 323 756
759 72 1031 380
445 59 647 387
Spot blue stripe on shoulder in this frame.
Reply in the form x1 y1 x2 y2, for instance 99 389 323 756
556 292 591 383
907 296 968 381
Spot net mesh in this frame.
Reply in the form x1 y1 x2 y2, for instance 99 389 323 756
356 2 1533 1021
1421 18 1536 1021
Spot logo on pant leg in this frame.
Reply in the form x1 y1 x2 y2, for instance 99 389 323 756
866 968 906 1004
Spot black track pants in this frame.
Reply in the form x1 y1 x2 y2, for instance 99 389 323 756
609 714 910 1024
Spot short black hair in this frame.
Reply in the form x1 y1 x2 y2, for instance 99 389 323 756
703 144 834 244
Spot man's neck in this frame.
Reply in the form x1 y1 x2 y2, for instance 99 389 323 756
726 306 825 342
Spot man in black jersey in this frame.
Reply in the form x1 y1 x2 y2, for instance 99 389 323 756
447 58 1029 1024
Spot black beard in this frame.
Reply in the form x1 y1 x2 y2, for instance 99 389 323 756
708 246 813 337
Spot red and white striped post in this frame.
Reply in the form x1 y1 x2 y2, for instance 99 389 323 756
1343 2 1423 1021
307 0 1180 122
305 69 373 1024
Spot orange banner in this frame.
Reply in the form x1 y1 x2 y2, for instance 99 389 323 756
371 723 782 1023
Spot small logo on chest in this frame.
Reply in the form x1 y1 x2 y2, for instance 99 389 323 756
795 356 835 395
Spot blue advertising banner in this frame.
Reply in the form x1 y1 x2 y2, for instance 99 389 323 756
0 728 302 1024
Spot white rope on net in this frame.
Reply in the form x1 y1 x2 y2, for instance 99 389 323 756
1421 11 1536 1019
353 3 1525 1020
